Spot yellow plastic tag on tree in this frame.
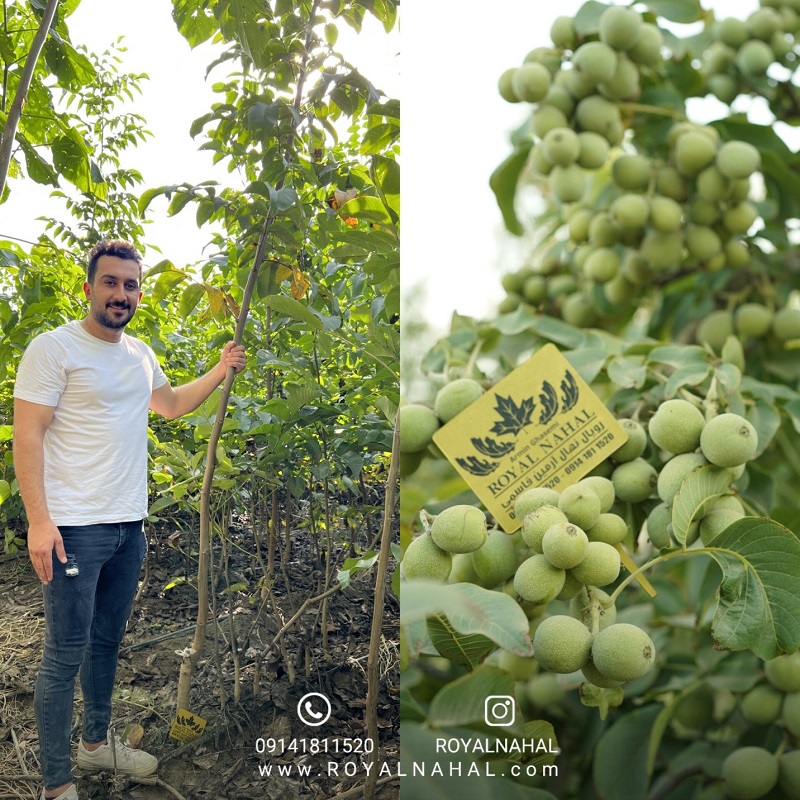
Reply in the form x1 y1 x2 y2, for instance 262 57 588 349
433 344 628 532
169 708 207 741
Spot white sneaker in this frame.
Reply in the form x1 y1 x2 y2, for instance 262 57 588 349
40 786 78 800
76 732 158 777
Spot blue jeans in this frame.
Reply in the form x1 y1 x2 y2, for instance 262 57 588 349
35 520 146 790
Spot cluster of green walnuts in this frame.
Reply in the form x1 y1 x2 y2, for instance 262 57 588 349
612 398 758 550
512 481 656 688
720 653 800 799
397 377 485 476
670 653 800 798
703 1 800 106
492 2 800 343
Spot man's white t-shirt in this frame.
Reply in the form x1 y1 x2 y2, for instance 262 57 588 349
13 320 168 526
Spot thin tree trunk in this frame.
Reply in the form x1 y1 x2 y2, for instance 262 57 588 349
0 0 59 196
176 237 265 711
363 416 399 800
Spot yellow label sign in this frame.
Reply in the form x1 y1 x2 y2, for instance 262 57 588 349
169 708 208 741
433 344 628 532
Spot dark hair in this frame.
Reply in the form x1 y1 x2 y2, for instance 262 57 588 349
86 239 143 284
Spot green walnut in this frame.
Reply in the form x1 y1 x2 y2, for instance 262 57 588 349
569 588 617 630
736 39 775 78
591 623 656 682
646 503 673 549
722 746 779 800
522 504 569 552
700 413 758 468
716 140 761 179
433 378 484 423
649 195 684 233
577 131 610 170
515 486 561 524
628 23 663 66
610 193 649 231
587 513 628 546
399 403 439 453
580 476 615 512
510 62 551 103
611 457 658 503
556 570 585 601
657 452 709 504
542 126 581 167
735 303 774 338
779 751 800 800
471 530 519 588
612 419 648 463
430 505 487 554
558 483 602 529
612 154 651 191
740 684 783 725
550 164 586 203
765 652 800 692
772 308 800 342
784 692 800 737
561 292 597 327
599 5 643 51
582 655 625 688
674 131 717 177
648 399 705 455
542 522 589 570
570 541 621 587
402 533 452 582
448 552 480 584
697 309 735 352
513 554 565 604
700 505 745 542
527 673 566 709
573 41 618 85
575 95 623 144
533 614 593 674
550 15 577 50
672 685 715 731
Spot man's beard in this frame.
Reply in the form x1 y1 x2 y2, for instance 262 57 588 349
94 303 135 330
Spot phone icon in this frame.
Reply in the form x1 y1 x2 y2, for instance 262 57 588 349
297 692 332 726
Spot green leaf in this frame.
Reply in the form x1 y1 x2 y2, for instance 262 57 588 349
400 580 533 656
266 295 324 330
400 723 558 800
426 615 496 670
489 142 532 236
747 399 781 457
338 195 392 225
594 705 661 798
179 283 205 318
608 356 647 389
573 0 610 35
268 185 298 212
642 0 703 23
664 364 711 397
671 465 734 546
0 480 11 505
428 665 519 729
246 101 279 135
705 518 800 659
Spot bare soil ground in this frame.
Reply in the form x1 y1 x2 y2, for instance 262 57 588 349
0 523 400 800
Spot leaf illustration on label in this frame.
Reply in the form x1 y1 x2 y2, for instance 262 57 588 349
456 455 500 476
471 437 516 458
539 381 559 424
489 394 535 437
560 371 579 412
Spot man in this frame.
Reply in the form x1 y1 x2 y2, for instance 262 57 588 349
13 239 246 800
